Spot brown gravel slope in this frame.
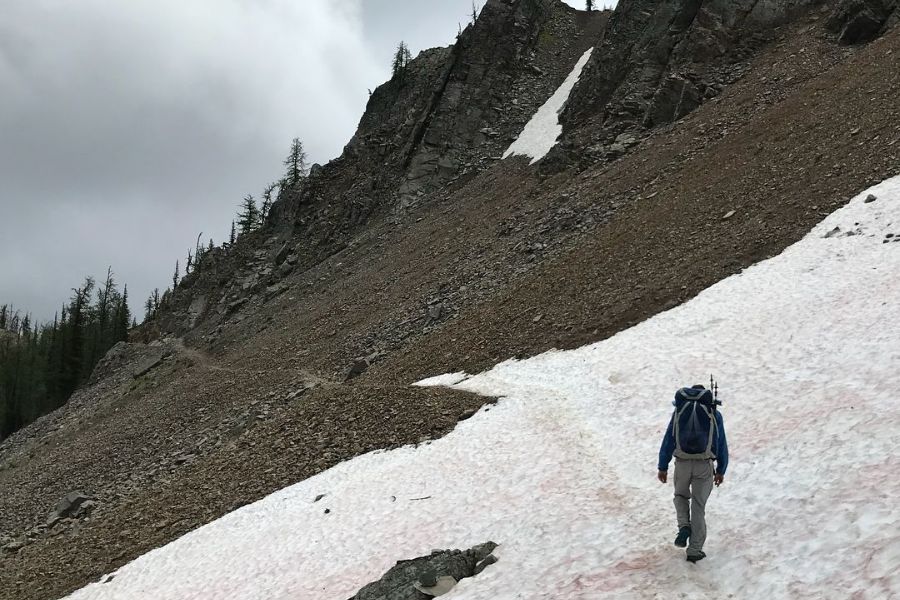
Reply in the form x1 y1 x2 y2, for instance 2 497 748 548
0 373 488 599
235 21 900 382
379 23 900 378
1 19 899 600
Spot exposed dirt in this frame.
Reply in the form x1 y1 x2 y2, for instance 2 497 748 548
0 371 488 599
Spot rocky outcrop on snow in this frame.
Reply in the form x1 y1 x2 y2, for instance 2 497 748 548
350 543 498 600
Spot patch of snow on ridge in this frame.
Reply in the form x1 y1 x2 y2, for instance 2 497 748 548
503 47 593 164
65 177 900 600
412 372 471 387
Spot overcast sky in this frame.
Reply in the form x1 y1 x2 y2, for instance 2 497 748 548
0 0 607 323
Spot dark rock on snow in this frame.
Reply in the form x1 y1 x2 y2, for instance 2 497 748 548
350 542 498 600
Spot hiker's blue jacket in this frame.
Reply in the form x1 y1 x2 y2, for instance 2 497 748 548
658 410 729 475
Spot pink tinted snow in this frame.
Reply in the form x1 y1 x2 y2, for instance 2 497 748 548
65 178 900 599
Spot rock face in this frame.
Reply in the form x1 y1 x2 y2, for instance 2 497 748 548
155 0 606 340
350 542 498 600
271 0 605 224
150 0 898 343
553 0 897 165
826 0 899 43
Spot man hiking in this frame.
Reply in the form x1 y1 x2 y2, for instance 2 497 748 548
657 384 729 563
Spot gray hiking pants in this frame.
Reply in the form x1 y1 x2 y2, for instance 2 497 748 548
673 458 715 555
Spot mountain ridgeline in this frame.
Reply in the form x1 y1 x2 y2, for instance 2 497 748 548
147 0 897 345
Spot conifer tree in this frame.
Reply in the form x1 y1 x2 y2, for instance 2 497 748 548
0 273 138 437
89 268 115 367
113 285 130 343
229 221 236 245
61 279 92 398
144 296 154 322
173 260 180 289
392 42 412 81
585 0 595 10
193 233 205 272
260 182 277 222
43 312 62 407
237 195 260 234
283 139 308 187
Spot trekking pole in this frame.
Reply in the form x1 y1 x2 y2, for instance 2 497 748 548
711 374 722 495
710 374 720 406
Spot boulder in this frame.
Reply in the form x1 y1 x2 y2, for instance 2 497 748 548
133 356 163 379
188 295 207 328
265 283 289 300
427 305 443 321
50 491 94 522
349 542 498 600
1 539 26 554
274 242 291 266
343 359 370 382
826 0 897 44
277 262 293 279
227 298 248 315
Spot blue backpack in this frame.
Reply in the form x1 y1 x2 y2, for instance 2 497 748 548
673 387 718 460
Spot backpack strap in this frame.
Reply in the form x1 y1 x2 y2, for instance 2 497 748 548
673 404 688 455
704 404 717 457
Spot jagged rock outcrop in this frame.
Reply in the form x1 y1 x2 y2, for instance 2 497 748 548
158 0 606 339
149 0 899 344
273 0 605 219
826 0 898 43
551 0 896 166
270 0 606 229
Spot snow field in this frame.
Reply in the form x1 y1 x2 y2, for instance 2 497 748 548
502 47 593 164
65 177 900 599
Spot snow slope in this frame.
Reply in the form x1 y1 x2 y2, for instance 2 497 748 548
502 47 593 164
64 178 900 599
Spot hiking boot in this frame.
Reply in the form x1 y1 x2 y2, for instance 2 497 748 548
674 527 691 548
686 551 707 563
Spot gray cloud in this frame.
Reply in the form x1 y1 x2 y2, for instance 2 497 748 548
0 0 607 322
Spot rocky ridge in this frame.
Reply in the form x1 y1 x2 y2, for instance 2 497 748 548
150 0 606 342
553 0 898 165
